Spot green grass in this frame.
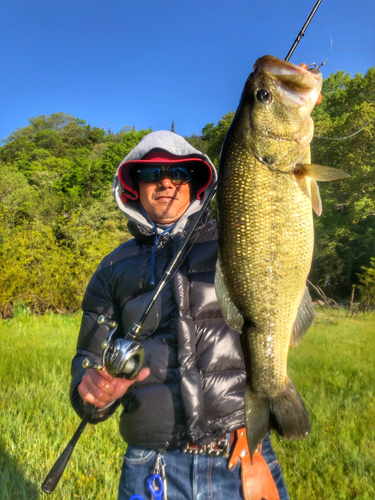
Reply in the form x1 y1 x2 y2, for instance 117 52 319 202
272 310 375 500
0 313 125 500
0 310 374 499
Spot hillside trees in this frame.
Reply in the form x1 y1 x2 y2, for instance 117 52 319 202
0 68 374 316
0 114 150 316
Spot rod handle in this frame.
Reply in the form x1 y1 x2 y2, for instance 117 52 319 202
41 405 96 494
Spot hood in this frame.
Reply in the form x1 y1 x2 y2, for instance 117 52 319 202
113 130 217 236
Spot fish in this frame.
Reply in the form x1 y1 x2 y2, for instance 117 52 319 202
215 55 349 458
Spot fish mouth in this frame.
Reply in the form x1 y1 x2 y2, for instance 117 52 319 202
255 55 322 110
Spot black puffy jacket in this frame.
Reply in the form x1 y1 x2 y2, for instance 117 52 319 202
70 215 246 450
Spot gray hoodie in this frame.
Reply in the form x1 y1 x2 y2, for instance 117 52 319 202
112 130 217 236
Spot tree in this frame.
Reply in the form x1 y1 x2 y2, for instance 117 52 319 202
0 114 150 316
310 68 375 297
356 258 375 310
203 113 235 166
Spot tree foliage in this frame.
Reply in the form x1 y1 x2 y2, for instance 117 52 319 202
357 258 375 309
1 68 374 316
309 68 375 297
0 114 150 317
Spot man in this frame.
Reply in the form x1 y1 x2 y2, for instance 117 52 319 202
70 131 289 499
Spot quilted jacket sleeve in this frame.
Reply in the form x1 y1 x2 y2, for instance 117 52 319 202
70 257 121 423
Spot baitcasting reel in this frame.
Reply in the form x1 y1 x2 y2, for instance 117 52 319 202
82 315 145 379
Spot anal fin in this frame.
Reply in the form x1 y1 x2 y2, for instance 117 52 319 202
290 285 316 347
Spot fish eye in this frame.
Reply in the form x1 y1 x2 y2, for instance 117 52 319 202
256 89 271 103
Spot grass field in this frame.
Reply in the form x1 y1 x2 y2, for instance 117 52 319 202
0 309 374 500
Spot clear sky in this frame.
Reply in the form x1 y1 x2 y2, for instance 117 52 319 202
1 0 374 141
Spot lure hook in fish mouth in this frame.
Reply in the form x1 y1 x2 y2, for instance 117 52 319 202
254 56 322 110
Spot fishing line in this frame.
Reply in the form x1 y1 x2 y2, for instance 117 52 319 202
317 47 375 69
312 45 375 141
314 118 374 140
316 29 333 69
300 20 333 70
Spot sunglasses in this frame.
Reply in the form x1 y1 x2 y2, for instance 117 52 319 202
137 165 194 184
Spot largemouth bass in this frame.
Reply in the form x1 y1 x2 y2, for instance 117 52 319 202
215 55 348 457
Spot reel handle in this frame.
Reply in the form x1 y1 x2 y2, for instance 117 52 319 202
82 358 102 370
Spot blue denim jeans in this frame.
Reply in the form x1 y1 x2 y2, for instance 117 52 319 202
118 434 289 500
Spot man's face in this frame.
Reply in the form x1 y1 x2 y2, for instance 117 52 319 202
138 173 191 225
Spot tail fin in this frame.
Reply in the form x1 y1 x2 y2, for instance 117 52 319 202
245 380 311 459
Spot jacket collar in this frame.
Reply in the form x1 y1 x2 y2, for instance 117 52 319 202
127 209 212 244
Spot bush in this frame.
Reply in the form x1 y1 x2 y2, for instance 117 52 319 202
0 215 129 318
357 258 375 312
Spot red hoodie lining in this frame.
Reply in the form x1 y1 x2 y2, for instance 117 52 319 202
118 157 212 203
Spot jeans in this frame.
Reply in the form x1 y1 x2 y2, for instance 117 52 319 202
118 434 289 500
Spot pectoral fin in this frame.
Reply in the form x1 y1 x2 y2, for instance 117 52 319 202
296 164 350 181
290 286 316 347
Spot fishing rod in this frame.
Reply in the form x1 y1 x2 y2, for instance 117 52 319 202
41 0 324 494
285 0 323 62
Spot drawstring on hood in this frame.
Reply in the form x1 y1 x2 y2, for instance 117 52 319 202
139 202 177 285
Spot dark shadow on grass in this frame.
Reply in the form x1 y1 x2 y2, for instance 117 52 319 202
0 439 39 500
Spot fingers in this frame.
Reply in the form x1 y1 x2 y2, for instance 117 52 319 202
78 368 118 408
135 367 151 382
92 366 118 384
78 367 151 409
110 367 151 400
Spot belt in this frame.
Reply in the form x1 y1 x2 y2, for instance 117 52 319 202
181 437 230 457
182 429 280 500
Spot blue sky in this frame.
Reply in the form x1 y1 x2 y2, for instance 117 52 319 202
1 0 374 141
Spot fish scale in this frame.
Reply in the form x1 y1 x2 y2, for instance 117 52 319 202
219 147 313 395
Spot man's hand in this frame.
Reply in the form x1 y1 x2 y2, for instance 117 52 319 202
78 366 150 409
